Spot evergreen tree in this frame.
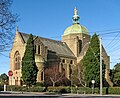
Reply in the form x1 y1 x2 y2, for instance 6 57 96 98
22 34 38 87
109 69 114 83
82 33 106 87
113 63 120 86
0 73 9 84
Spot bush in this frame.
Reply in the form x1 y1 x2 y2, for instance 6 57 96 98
35 82 44 87
7 85 23 91
108 87 120 94
48 86 70 93
32 86 44 92
6 85 120 94
6 85 45 92
48 86 62 93
0 85 3 91
59 88 67 93
76 87 92 94
65 86 71 93
68 87 99 94
47 86 96 94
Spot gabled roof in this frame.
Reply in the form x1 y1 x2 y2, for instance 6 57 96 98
19 32 75 58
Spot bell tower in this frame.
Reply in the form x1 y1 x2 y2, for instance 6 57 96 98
62 8 90 62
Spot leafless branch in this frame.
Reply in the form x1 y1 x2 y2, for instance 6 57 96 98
0 0 19 52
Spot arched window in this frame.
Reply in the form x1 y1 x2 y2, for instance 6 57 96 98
38 45 40 54
70 60 74 64
77 40 82 56
62 59 66 63
14 51 21 70
34 45 36 54
41 71 43 81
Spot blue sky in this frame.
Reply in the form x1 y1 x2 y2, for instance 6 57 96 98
1 0 120 74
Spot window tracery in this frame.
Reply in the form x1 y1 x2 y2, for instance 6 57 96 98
14 51 21 70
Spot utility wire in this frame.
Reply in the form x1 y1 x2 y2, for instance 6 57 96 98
0 53 9 58
107 41 120 53
1 29 120 59
105 31 120 49
108 47 120 53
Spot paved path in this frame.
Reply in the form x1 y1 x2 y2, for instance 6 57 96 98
63 94 120 98
1 91 120 98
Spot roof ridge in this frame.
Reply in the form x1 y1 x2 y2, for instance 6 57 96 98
19 32 75 58
38 36 62 44
19 32 62 43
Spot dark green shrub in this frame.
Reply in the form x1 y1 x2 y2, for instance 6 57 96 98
65 86 71 93
59 88 67 93
31 86 45 92
0 85 3 91
35 82 44 87
71 87 77 93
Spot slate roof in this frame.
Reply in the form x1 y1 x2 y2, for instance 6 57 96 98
19 32 75 58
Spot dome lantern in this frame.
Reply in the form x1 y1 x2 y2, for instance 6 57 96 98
72 7 80 24
63 8 89 36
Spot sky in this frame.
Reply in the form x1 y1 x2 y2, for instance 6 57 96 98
1 0 120 75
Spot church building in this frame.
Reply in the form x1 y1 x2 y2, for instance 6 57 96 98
9 8 112 86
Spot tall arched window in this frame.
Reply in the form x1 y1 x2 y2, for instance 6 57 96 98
35 45 36 54
77 40 82 56
41 71 43 81
14 51 21 70
38 45 40 54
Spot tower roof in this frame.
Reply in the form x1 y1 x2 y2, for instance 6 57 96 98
64 24 89 35
63 8 89 36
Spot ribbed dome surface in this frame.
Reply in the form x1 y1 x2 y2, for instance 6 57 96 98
64 24 89 36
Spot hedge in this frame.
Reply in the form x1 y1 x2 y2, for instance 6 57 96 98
0 85 4 91
47 86 108 94
6 85 44 92
108 87 120 94
48 86 98 94
3 85 120 94
48 86 71 93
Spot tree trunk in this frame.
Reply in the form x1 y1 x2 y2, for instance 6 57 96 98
53 82 55 87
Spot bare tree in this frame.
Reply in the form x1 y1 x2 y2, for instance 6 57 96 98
45 64 65 87
77 64 86 87
0 0 18 51
72 62 86 87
